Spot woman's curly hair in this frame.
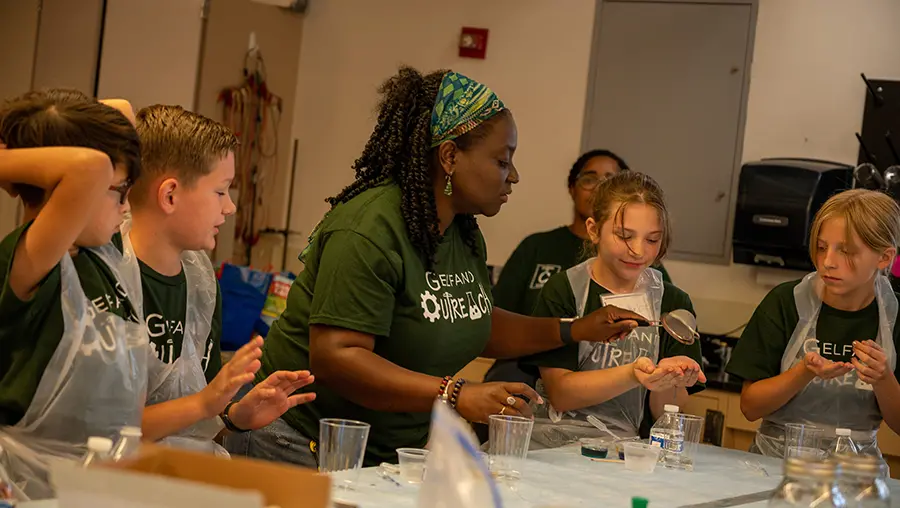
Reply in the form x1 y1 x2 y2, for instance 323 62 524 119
327 66 499 268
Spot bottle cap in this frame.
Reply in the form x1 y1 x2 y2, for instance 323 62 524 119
120 426 143 437
632 496 649 508
664 404 679 413
835 428 851 437
87 436 113 453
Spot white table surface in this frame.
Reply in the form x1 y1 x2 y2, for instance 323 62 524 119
330 444 900 508
20 445 900 507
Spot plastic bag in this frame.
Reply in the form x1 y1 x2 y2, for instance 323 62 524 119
0 242 149 501
418 401 502 508
218 263 272 350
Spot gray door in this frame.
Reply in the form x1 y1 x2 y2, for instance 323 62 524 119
583 0 755 263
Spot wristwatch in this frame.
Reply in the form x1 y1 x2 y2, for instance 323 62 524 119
559 318 576 345
221 401 250 433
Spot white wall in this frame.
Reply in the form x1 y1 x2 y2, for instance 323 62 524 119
288 0 900 334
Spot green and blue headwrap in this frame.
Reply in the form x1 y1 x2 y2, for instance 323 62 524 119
430 71 506 148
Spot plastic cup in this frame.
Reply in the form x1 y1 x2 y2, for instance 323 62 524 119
784 423 824 460
580 437 614 459
396 448 428 483
624 442 661 473
665 413 704 471
318 419 371 490
615 437 641 460
489 415 534 481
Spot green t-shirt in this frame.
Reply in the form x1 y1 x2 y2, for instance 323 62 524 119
519 270 704 436
726 280 900 382
493 226 586 315
0 223 139 425
260 184 494 466
139 260 223 383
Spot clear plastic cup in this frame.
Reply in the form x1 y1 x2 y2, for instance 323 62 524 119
784 423 824 460
615 436 642 460
319 419 371 490
624 442 661 473
489 415 533 481
396 448 428 483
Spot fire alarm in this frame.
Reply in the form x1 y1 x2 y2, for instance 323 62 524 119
459 27 489 59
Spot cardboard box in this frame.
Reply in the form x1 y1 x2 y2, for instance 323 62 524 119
51 445 330 508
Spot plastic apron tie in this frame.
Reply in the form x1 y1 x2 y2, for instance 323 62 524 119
754 272 898 458
122 226 225 457
531 259 663 449
0 242 149 501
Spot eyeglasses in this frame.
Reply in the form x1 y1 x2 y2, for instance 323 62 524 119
576 173 602 190
109 182 132 205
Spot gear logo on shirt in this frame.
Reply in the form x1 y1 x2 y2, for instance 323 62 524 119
420 271 493 324
529 264 562 289
421 291 441 322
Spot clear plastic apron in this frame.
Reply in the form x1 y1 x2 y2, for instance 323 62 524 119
0 243 149 501
531 259 663 449
754 272 898 458
122 229 225 456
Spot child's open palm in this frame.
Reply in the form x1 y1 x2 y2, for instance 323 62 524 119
227 370 317 431
803 351 853 380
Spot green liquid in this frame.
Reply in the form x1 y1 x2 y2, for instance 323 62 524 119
581 444 609 459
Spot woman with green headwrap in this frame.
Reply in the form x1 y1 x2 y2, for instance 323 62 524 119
224 67 646 467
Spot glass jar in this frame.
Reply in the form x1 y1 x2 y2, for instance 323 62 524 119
833 454 890 508
769 456 846 507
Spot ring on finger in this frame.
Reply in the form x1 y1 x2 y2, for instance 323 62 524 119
499 406 507 415
506 396 517 406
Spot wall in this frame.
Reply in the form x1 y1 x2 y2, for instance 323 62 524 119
97 0 205 111
0 0 39 235
30 0 104 93
194 0 304 268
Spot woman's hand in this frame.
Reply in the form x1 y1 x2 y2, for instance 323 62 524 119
657 356 706 388
455 382 542 424
803 351 853 380
571 305 649 343
632 357 680 391
227 370 317 430
853 340 892 387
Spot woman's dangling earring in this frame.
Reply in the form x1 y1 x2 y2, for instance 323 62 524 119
444 174 453 196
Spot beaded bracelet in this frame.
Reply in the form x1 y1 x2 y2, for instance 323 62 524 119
438 375 453 402
449 378 467 410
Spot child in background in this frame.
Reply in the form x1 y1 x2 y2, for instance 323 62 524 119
0 91 145 500
520 171 704 447
727 189 900 457
129 105 315 453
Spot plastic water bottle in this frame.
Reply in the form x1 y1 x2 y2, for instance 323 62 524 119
81 437 113 467
831 428 859 457
111 426 143 461
649 404 684 465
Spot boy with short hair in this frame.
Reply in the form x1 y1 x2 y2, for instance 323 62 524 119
0 92 145 499
130 105 314 446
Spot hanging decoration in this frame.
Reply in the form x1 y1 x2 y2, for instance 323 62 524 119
218 43 282 265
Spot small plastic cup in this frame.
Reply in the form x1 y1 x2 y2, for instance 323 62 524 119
615 437 642 460
396 448 428 483
580 437 614 459
624 442 661 473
